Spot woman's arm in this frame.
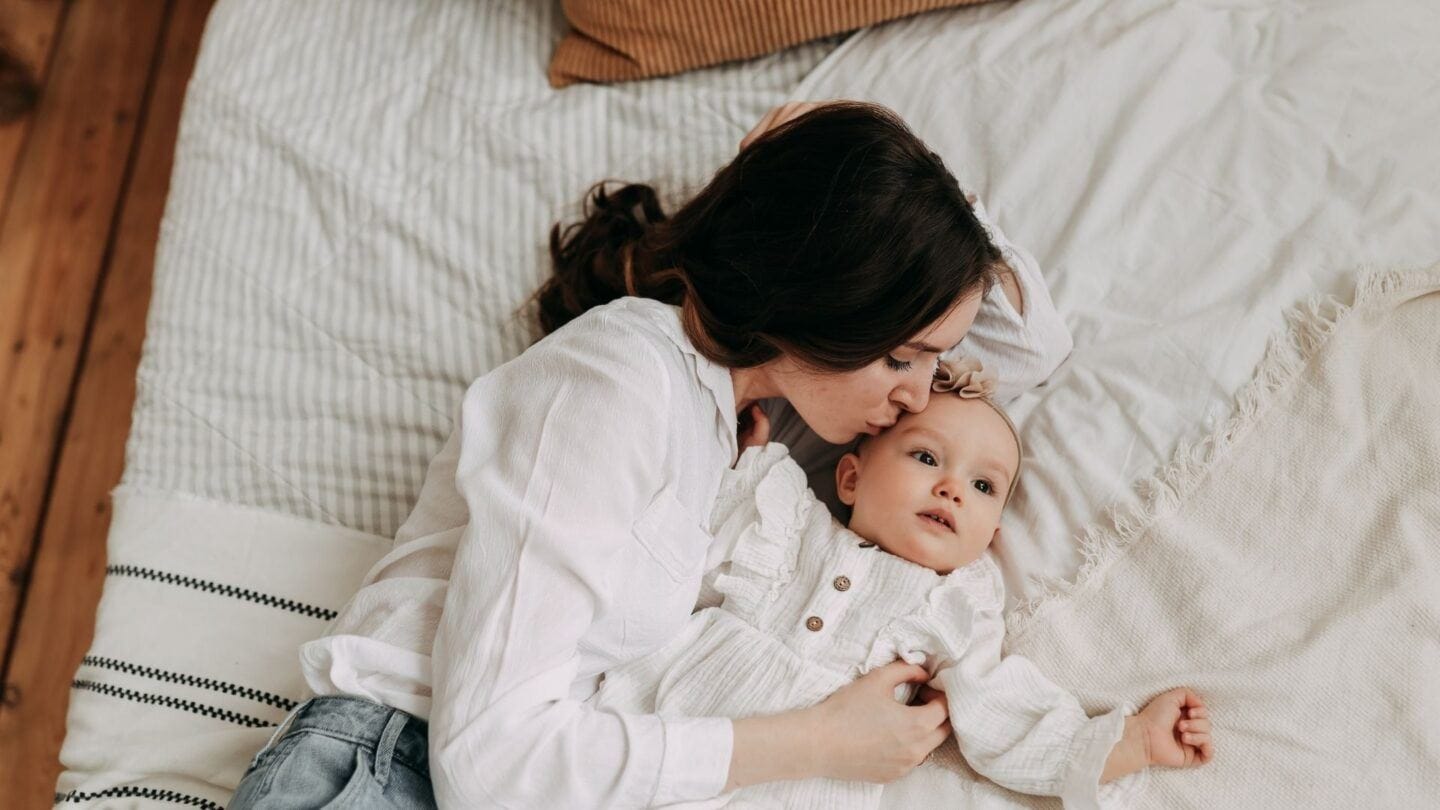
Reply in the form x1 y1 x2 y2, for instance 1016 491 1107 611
427 312 954 807
428 314 732 808
962 193 1025 317
954 197 1075 403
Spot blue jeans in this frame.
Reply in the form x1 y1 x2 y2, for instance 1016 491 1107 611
229 696 437 809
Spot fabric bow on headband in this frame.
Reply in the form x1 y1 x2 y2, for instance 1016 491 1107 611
928 355 1022 502
931 356 998 397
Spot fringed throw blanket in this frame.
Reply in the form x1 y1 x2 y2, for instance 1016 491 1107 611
883 266 1440 809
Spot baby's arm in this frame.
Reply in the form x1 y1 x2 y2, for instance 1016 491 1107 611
919 567 1213 805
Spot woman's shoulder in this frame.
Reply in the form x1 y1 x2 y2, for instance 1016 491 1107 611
520 298 690 385
546 296 682 352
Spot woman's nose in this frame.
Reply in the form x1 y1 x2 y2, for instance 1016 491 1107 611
892 376 932 413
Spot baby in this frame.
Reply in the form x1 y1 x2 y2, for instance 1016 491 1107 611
592 359 1214 809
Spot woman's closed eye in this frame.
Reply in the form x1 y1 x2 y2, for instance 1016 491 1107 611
887 352 944 375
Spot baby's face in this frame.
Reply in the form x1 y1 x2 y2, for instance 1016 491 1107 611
835 394 1019 574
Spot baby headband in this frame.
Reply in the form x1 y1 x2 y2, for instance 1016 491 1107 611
932 357 1023 503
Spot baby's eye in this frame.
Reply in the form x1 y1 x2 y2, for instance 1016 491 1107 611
973 479 994 495
909 450 938 467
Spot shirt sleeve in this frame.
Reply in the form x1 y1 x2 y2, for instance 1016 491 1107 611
427 315 733 809
950 198 1075 403
935 568 1143 809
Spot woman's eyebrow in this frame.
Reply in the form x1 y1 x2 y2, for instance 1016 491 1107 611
903 340 943 353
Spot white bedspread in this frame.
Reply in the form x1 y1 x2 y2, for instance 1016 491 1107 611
791 0 1440 606
62 0 1440 805
887 268 1440 807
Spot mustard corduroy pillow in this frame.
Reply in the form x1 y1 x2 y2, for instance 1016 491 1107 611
548 0 992 88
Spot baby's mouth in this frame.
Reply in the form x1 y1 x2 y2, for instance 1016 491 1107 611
918 510 954 532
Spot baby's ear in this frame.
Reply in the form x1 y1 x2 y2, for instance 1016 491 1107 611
835 453 861 507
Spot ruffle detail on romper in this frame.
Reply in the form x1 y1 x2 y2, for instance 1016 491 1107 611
712 444 813 623
860 555 1006 677
710 445 773 531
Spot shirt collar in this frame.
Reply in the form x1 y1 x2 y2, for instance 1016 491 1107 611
627 299 738 458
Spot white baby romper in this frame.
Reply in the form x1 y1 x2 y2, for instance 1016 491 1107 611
593 444 1146 809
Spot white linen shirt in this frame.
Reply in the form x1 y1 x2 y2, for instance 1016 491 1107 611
300 200 1074 809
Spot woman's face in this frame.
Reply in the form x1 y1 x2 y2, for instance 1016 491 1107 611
771 293 983 444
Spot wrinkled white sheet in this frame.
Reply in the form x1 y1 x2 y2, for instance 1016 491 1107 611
793 0 1440 606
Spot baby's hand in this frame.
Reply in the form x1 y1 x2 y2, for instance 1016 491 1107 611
1138 687 1214 769
737 403 771 450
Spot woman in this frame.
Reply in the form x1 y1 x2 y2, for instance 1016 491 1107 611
230 101 1072 808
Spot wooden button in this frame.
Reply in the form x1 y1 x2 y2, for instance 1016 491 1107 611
858 541 876 549
805 616 824 632
833 576 851 592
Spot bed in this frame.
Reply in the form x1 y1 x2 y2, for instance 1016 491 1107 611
57 0 1440 807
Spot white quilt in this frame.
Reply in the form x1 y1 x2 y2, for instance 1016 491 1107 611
888 267 1440 808
792 0 1440 606
60 0 1440 805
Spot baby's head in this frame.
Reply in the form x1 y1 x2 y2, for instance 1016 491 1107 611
835 362 1020 574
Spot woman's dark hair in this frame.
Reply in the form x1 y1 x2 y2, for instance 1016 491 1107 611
536 102 1002 372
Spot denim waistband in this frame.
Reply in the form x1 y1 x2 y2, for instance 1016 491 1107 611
284 695 430 776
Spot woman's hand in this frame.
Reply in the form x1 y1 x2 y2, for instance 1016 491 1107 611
805 661 952 783
739 101 830 151
737 403 770 450
726 661 949 792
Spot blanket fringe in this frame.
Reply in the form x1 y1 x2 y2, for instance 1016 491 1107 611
1004 263 1440 641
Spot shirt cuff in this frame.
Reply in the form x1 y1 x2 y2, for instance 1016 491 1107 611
651 716 734 805
1059 703 1143 810
1097 757 1151 809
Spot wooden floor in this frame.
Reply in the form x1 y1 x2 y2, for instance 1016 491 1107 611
0 1 216 807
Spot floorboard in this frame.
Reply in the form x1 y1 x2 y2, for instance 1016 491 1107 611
0 1 213 806
0 0 66 214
